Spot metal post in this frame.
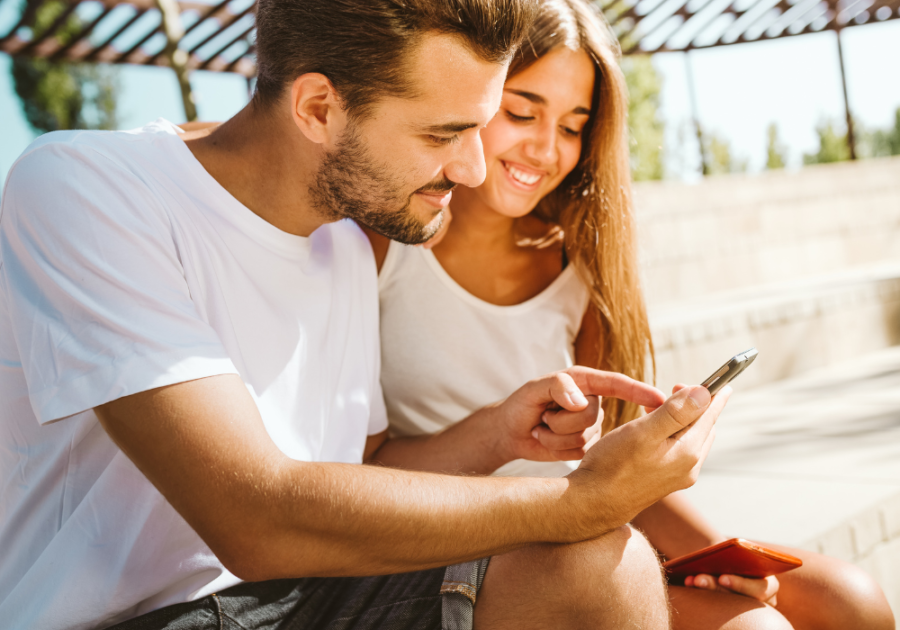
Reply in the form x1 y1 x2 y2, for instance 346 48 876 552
684 51 709 176
835 29 856 160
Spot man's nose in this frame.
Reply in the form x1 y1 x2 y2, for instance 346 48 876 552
444 132 487 188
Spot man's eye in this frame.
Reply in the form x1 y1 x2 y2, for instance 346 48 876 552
505 111 534 123
561 126 581 137
428 135 459 146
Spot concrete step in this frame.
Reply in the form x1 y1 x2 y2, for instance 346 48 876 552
633 156 900 305
649 263 900 394
682 346 900 625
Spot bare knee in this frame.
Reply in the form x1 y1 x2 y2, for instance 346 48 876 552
670 586 792 630
535 525 665 603
823 563 895 629
728 606 793 630
777 550 895 630
474 526 669 630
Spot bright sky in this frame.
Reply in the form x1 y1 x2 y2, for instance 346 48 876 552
654 20 900 177
1 17 899 189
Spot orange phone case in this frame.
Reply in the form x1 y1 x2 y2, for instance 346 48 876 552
663 538 803 581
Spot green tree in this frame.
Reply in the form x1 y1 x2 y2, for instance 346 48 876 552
765 122 787 170
890 107 900 155
802 120 850 165
702 129 747 175
622 55 664 181
11 0 118 134
858 107 900 158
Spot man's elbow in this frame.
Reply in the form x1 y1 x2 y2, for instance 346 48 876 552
210 528 338 582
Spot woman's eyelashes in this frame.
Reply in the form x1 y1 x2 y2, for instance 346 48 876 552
504 110 583 138
505 110 534 123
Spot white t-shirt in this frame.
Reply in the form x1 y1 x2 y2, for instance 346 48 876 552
0 120 387 630
378 240 590 478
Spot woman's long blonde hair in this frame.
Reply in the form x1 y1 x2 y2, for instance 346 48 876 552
513 0 654 429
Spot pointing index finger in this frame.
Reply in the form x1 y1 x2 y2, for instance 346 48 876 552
566 366 665 409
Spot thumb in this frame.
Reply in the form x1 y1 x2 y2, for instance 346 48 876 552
643 385 711 439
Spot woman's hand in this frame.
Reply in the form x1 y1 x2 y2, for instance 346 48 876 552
492 366 665 464
685 573 780 606
528 394 604 461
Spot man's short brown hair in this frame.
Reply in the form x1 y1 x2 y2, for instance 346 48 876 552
254 0 537 115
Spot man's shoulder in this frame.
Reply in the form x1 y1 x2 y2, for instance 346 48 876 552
326 220 379 272
1 122 186 242
7 121 179 184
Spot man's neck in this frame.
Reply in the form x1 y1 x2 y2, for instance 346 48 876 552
182 102 328 237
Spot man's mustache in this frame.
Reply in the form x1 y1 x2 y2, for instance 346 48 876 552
416 177 458 195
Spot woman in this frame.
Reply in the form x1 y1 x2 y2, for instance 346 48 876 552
367 0 895 628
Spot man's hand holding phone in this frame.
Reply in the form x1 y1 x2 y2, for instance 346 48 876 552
565 383 730 539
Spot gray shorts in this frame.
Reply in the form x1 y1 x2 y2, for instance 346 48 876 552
106 558 490 630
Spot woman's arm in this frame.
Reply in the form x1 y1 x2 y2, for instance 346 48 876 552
573 303 602 370
630 491 726 560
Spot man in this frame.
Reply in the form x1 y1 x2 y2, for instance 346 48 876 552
0 1 726 628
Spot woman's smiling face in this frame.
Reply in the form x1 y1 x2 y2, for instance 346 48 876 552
473 46 595 219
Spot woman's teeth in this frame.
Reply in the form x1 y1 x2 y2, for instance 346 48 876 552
506 164 541 186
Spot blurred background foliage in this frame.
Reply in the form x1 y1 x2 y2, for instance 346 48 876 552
11 0 118 134
802 111 900 165
622 55 665 182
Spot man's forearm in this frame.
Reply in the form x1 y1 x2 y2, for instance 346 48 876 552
240 460 588 580
95 376 611 583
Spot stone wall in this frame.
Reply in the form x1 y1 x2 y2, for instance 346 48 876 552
633 156 900 306
633 156 900 392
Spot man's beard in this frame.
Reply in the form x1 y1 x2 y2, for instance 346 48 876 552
308 121 453 245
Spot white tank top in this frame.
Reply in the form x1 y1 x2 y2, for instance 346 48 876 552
378 240 591 478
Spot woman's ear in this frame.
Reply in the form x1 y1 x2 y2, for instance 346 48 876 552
289 73 346 146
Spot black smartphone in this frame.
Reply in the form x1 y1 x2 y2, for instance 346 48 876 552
701 348 758 395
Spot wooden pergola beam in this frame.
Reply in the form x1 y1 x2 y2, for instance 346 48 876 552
0 0 896 77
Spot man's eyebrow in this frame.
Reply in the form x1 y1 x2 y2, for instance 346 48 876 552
505 88 591 116
417 122 479 134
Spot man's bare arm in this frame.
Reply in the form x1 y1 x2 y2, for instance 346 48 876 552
96 374 568 581
96 370 725 583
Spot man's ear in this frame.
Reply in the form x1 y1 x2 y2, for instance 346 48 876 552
290 73 346 146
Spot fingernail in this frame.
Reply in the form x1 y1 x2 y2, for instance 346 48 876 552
720 576 731 587
687 387 710 409
696 577 707 588
568 390 588 407
532 429 540 439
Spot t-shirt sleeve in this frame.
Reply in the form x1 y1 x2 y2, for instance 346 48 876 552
368 379 389 436
0 137 238 424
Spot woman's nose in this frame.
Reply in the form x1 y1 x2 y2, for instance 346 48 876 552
525 122 558 165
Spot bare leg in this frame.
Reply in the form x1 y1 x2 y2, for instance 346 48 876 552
474 526 670 630
669 586 792 630
760 542 895 630
669 541 895 630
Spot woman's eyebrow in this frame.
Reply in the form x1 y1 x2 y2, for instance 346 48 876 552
505 88 547 105
504 88 591 116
